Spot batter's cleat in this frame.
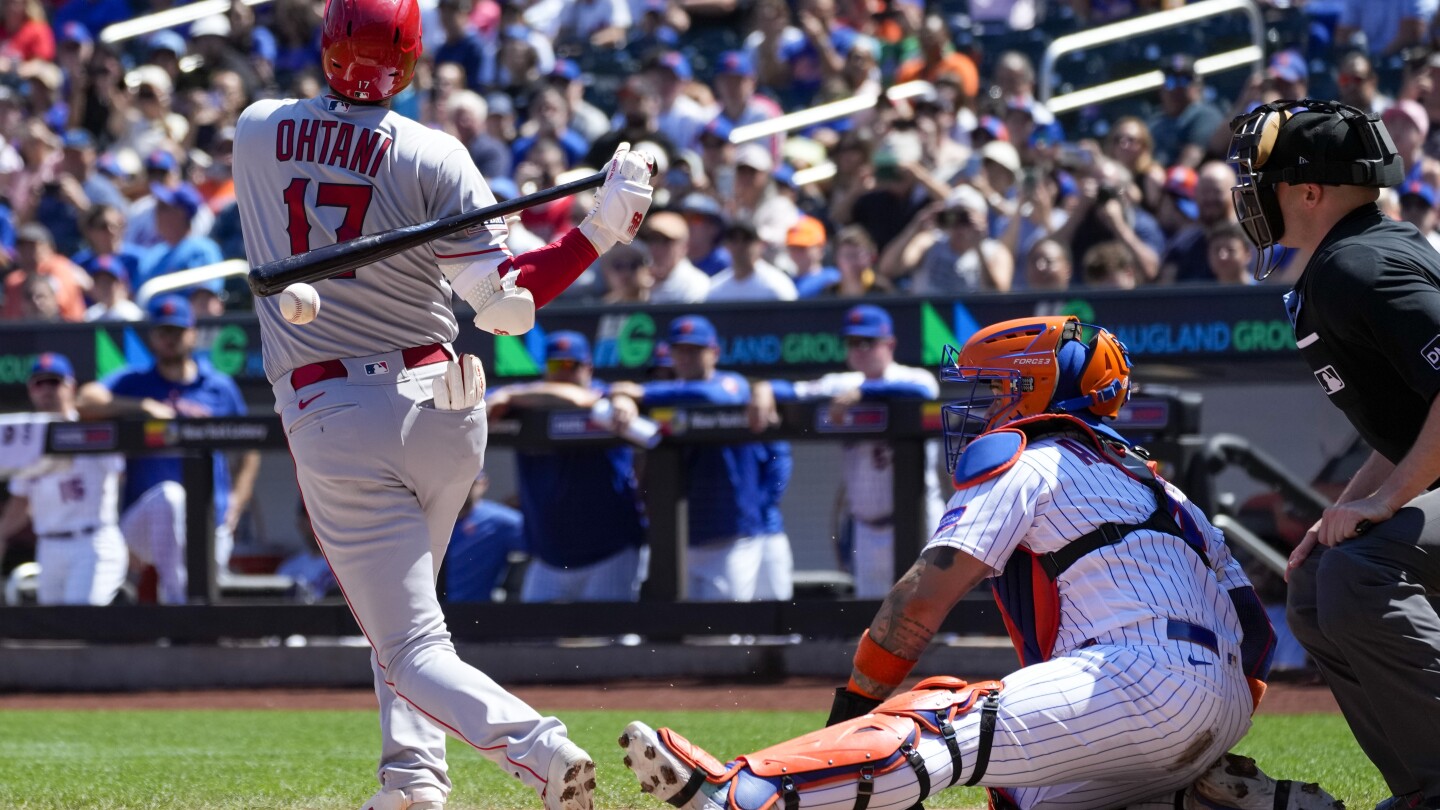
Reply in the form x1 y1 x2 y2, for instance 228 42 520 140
357 784 445 810
543 740 597 810
1187 754 1345 810
618 721 725 810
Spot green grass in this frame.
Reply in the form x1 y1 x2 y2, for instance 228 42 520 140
0 709 1386 810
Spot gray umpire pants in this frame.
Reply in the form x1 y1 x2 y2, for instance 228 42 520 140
1287 488 1440 801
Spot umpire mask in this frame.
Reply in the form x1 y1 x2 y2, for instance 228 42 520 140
1227 99 1404 281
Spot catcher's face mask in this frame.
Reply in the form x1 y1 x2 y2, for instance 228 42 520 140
1228 99 1404 281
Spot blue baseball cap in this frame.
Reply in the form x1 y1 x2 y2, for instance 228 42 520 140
1267 49 1307 85
145 149 178 173
679 191 725 222
667 315 718 347
59 21 91 45
87 253 131 285
488 176 519 200
714 51 754 78
151 182 203 219
147 29 186 56
699 116 733 144
485 92 515 117
550 59 581 82
62 128 95 150
650 340 673 368
653 50 692 81
974 115 1008 142
1402 180 1438 208
148 294 195 328
842 305 893 338
545 330 592 363
30 352 74 381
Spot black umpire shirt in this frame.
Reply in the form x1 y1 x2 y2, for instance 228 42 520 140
1289 203 1440 470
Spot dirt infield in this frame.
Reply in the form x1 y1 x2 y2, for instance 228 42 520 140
0 678 1338 714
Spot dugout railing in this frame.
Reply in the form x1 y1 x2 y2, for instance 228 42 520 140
0 393 1200 642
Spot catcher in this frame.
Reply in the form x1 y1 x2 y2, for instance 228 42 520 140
620 316 1341 810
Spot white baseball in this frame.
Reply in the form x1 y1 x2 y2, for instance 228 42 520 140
279 283 321 325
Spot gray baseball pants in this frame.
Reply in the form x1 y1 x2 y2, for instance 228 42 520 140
274 347 571 798
1287 487 1440 801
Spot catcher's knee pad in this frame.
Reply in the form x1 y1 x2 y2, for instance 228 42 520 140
671 677 1005 810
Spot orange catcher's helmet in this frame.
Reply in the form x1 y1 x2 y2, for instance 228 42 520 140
320 0 422 102
939 316 1132 470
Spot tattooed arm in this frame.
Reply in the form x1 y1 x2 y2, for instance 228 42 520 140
848 546 994 699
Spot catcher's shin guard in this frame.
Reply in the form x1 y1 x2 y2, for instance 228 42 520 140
622 678 1004 810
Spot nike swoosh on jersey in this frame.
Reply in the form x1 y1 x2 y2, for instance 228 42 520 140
1187 657 1212 666
1296 333 1319 349
298 393 326 410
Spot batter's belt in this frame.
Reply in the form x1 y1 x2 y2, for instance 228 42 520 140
289 343 450 391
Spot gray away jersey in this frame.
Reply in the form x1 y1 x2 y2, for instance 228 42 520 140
233 95 510 382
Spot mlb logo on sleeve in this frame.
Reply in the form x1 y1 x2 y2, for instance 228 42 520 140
1423 335 1440 370
931 506 966 538
1314 365 1345 395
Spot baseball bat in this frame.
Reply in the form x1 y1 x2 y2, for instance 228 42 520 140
247 169 606 297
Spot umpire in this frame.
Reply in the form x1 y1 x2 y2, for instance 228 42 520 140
1229 99 1440 808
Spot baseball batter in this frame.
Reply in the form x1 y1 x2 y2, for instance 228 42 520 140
231 0 653 806
0 354 127 606
758 305 941 598
621 317 1339 810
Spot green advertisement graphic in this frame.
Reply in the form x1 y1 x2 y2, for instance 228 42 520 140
920 302 961 367
95 329 128 379
494 334 540 377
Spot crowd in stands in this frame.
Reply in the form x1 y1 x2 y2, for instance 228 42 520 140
4 0 1440 322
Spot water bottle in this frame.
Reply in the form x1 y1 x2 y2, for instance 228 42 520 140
590 398 662 449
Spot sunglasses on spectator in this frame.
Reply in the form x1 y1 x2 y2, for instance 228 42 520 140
546 359 581 373
607 260 643 272
1162 74 1194 90
845 336 880 350
27 377 63 388
1338 73 1369 87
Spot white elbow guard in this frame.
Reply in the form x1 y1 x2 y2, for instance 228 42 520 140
446 262 536 336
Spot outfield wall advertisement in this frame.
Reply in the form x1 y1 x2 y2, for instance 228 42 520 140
0 286 1304 405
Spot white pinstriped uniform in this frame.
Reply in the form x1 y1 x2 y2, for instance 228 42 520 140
791 365 943 598
762 434 1254 810
9 452 128 605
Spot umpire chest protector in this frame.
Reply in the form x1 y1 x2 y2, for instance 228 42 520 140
952 414 1211 666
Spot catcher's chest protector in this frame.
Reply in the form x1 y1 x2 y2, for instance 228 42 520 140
665 676 1005 810
963 415 1211 667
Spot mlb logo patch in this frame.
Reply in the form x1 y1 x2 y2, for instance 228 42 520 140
327 98 351 113
364 361 390 376
1314 365 1345 395
931 506 966 538
1423 335 1440 370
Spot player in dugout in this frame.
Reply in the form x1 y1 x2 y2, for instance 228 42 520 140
484 331 649 602
750 304 942 599
609 315 774 601
618 316 1341 810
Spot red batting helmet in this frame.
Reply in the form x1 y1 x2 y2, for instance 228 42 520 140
320 0 422 102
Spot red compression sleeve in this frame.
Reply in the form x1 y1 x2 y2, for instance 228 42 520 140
502 228 599 308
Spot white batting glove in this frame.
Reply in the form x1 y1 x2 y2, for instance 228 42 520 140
433 354 486 410
447 261 536 336
578 142 656 254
